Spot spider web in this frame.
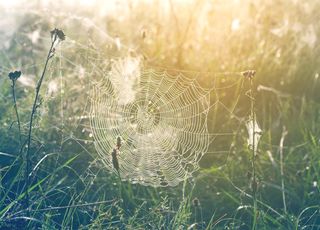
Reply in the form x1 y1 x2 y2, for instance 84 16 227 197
90 59 213 186
0 9 249 188
81 53 247 186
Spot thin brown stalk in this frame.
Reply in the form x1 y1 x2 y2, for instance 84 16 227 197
249 78 258 230
24 32 60 213
279 126 288 213
11 79 22 144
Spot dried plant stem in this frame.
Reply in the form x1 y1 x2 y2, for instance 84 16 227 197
11 80 22 144
279 126 288 213
24 37 56 213
249 78 258 230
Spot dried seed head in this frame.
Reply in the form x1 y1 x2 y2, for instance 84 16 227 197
242 70 256 79
8 71 21 81
50 28 66 42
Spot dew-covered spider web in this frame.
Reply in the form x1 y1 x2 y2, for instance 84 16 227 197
83 55 247 187
0 9 253 187
90 60 213 186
